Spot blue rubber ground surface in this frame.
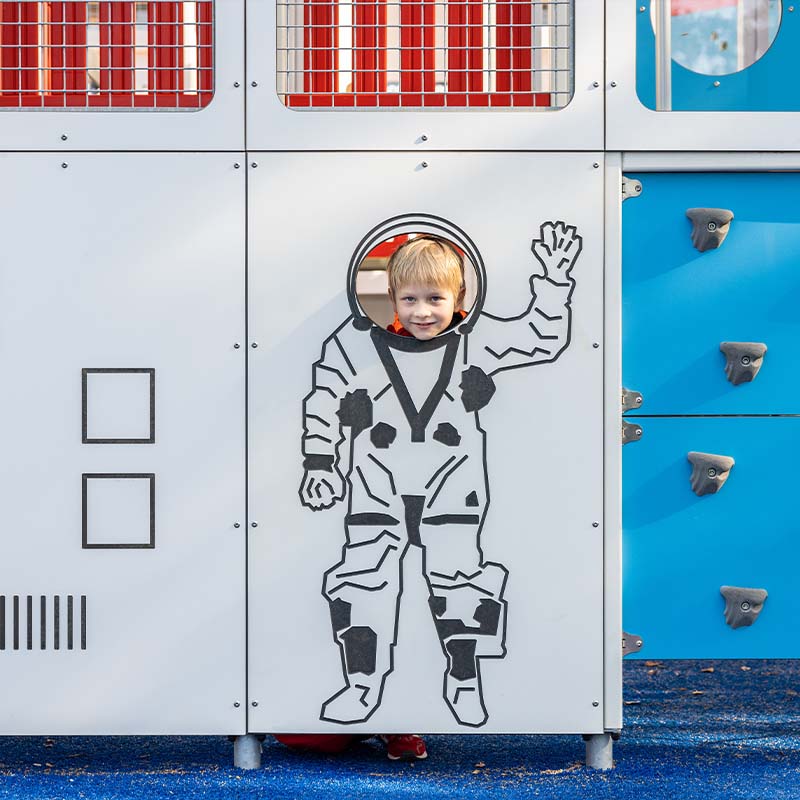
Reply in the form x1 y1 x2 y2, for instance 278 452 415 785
1 660 798 799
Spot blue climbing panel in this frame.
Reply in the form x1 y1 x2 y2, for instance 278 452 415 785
622 172 800 415
622 171 800 658
623 417 800 659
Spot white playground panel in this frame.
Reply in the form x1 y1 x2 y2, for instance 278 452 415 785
0 0 623 764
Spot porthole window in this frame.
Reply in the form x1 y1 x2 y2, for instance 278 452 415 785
355 233 479 335
651 0 781 76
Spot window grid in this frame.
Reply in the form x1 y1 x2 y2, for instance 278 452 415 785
0 1 213 109
277 0 574 109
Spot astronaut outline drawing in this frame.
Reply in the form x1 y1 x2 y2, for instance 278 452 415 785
300 214 582 727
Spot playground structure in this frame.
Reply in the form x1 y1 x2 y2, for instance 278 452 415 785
0 0 798 772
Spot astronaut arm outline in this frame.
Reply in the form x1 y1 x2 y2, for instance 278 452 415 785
300 319 356 510
473 221 581 377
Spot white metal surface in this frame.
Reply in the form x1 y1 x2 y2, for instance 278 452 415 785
0 0 244 150
247 152 605 733
0 153 246 733
606 0 800 151
247 0 603 149
603 152 622 731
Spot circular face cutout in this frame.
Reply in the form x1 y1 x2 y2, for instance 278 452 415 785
355 233 479 337
651 0 781 76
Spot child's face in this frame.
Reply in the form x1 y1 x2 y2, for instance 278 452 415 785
390 282 463 340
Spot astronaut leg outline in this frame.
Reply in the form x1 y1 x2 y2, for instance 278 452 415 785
321 516 407 724
420 515 508 727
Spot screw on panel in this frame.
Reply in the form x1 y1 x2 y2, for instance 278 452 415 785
233 343 241 349
592 81 600 87
251 342 258 348
593 162 600 168
251 522 258 528
592 522 599 528
713 80 721 87
234 163 241 169
234 81 241 87
593 342 600 348
610 81 617 87
421 161 429 168
61 134 68 141
251 162 258 168
251 81 258 87
234 523 241 529
234 702 240 707
592 701 599 707
420 134 428 141
639 5 645 10
252 701 259 707
61 162 68 169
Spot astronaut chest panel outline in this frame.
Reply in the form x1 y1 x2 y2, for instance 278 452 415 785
299 219 581 727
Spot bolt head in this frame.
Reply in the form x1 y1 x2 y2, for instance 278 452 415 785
421 161 429 168
252 701 258 707
420 134 428 141
251 162 258 168
741 601 751 612
592 701 600 707
593 342 600 349
707 221 717 232
61 163 68 169
707 467 717 477
639 4 645 9
741 355 751 365
233 343 241 349
635 396 643 404
593 81 600 88
234 163 241 169
610 81 617 87
234 523 241 529
251 342 258 348
251 81 258 87
234 81 240 87
61 134 68 141
234 702 240 708
251 522 258 528
713 80 721 87
592 522 599 528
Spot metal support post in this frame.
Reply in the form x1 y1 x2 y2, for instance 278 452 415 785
233 734 262 770
584 733 614 770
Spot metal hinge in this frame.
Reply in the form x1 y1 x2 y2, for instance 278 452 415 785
622 176 643 201
622 632 643 657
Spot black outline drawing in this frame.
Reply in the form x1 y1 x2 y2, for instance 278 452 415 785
82 368 155 445
82 473 156 549
300 215 582 727
0 594 86 652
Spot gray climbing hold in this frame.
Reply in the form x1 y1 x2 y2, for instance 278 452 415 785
719 342 767 386
687 452 735 496
686 208 734 252
720 586 767 629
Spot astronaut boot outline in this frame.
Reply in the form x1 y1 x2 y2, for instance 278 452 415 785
320 620 391 723
443 638 488 727
321 674 388 724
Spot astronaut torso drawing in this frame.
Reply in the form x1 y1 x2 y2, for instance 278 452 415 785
300 220 582 727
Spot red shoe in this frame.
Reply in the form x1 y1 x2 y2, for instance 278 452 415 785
380 734 428 761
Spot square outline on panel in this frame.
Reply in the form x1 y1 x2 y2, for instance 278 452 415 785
82 473 156 550
82 368 155 444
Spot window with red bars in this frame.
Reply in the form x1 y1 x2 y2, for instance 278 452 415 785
277 0 573 109
0 1 212 108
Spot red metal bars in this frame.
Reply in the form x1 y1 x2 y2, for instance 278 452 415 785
353 0 386 98
303 0 338 101
399 0 435 104
100 0 134 106
446 0 482 104
0 1 212 109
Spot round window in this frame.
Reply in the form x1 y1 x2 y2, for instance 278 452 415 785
651 0 781 76
354 233 479 335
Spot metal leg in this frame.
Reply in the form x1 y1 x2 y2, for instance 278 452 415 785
584 733 614 770
233 734 262 770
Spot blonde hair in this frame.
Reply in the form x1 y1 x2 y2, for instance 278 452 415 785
387 236 465 300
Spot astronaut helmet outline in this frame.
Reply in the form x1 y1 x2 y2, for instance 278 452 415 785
346 213 488 336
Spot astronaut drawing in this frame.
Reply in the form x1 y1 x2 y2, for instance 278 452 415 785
299 216 582 727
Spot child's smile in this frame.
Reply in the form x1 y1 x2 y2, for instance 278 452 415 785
390 282 461 340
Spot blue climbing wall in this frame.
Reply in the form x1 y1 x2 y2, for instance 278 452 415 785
622 172 800 658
